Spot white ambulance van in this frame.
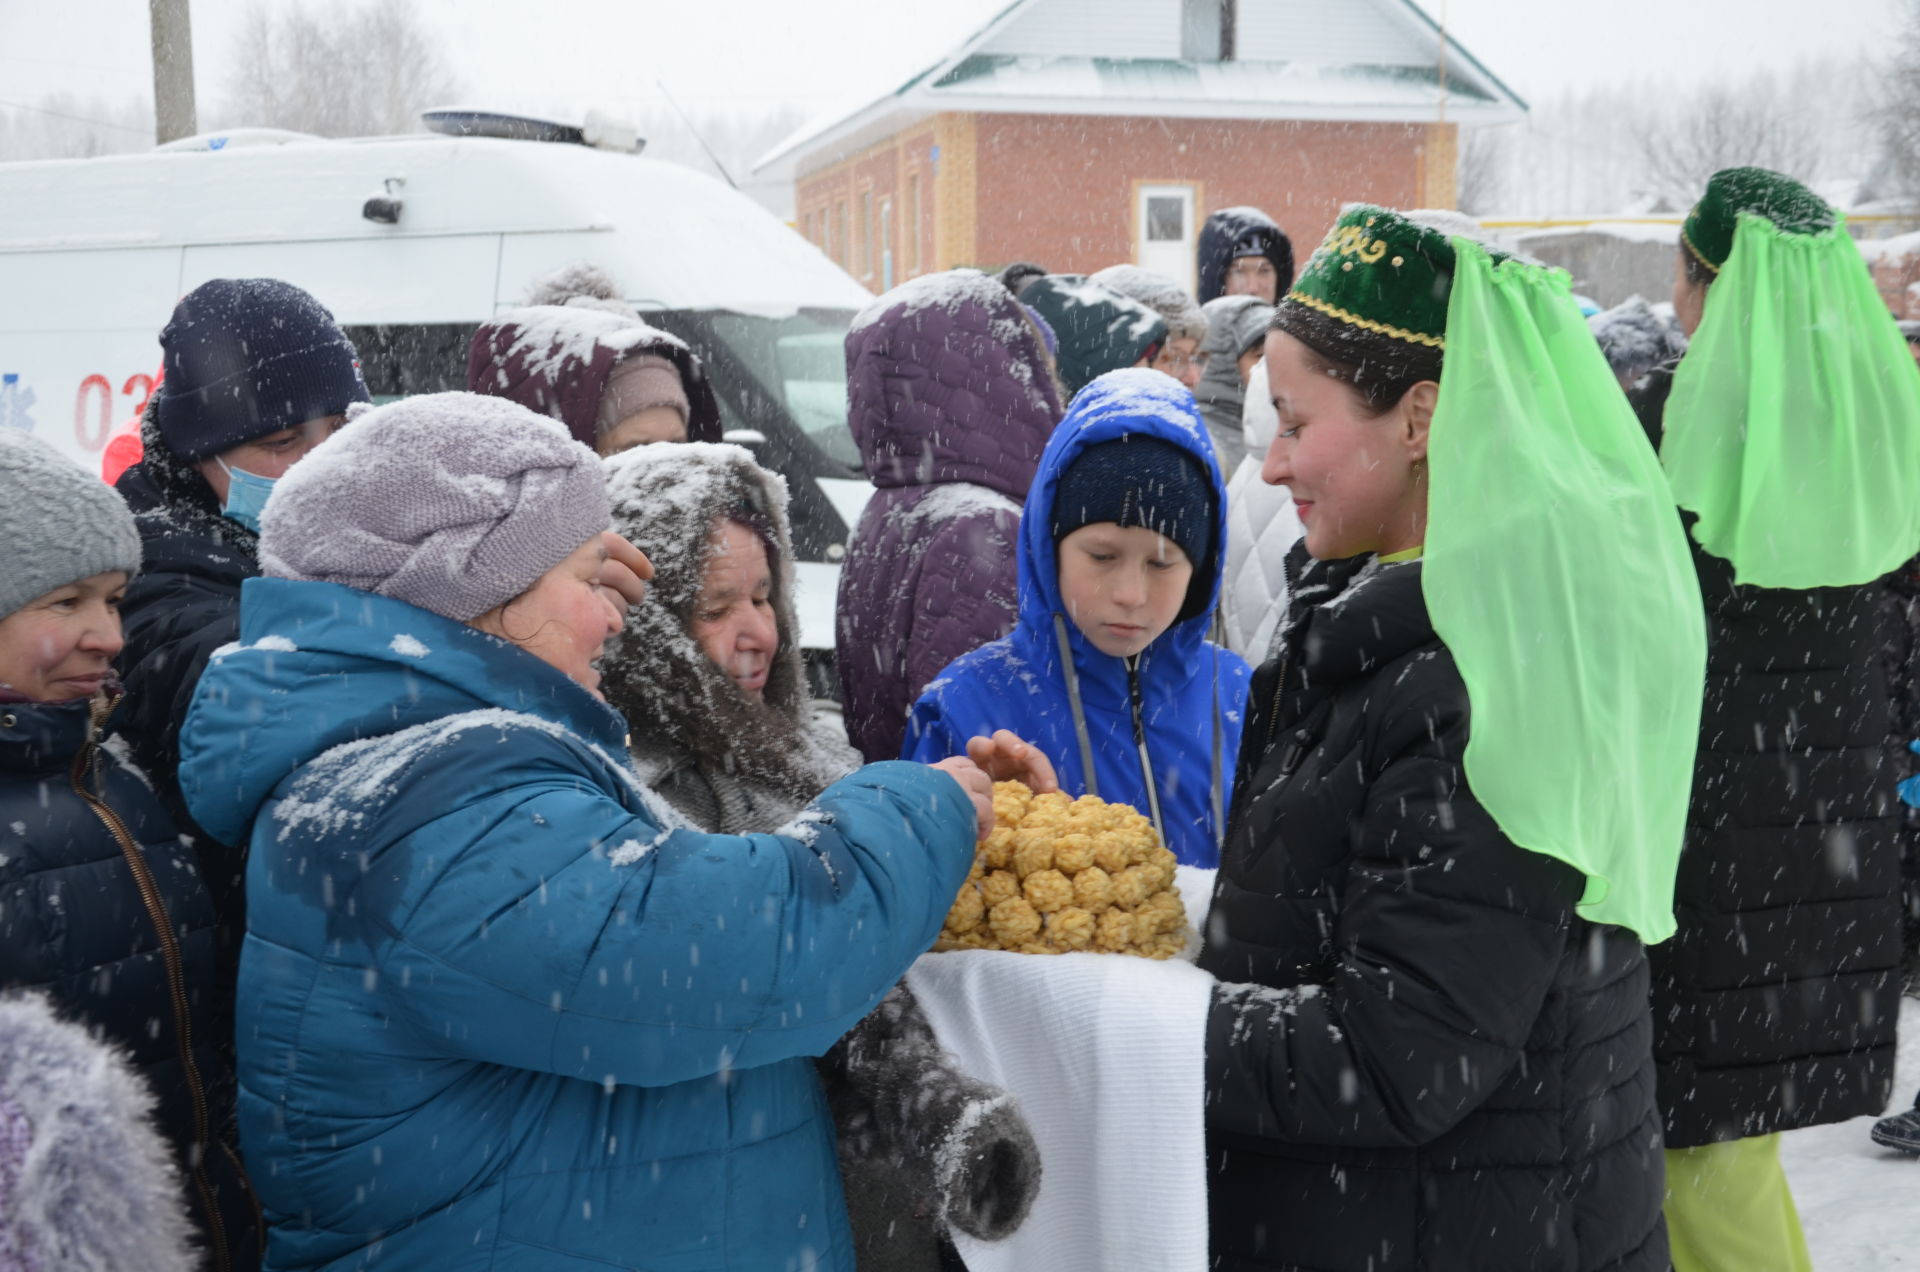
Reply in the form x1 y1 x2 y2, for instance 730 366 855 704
0 115 877 664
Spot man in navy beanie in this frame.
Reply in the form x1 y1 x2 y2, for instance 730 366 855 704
115 278 369 969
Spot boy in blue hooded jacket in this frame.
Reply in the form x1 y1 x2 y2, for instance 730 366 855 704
905 369 1251 867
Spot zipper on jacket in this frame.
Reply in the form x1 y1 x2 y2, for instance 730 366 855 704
1125 656 1166 840
1262 647 1294 750
1278 728 1314 777
71 712 262 1271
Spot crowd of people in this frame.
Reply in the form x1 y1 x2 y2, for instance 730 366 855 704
1 171 1917 1272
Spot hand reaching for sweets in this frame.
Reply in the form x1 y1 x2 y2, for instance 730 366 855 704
930 757 996 837
963 731 1061 795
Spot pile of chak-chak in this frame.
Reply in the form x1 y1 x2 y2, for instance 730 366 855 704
936 782 1190 959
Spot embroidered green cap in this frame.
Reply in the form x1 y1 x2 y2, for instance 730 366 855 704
1681 167 1835 274
1280 205 1478 351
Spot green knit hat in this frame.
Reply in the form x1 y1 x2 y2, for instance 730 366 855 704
1680 166 1834 274
1281 205 1507 353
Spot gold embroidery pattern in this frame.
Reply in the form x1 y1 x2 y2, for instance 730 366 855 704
1680 222 1721 275
1284 291 1446 350
1327 223 1390 265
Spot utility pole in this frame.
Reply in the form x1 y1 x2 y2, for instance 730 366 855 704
149 0 198 145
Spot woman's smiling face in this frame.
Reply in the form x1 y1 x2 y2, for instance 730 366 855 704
1260 329 1433 562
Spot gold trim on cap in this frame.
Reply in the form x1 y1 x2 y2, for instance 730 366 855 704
1680 220 1721 276
1283 291 1447 350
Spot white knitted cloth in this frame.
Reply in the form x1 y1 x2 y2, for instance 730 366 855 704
905 868 1217 1272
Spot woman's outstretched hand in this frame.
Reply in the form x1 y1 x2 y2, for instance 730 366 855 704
963 731 1061 795
929 756 996 838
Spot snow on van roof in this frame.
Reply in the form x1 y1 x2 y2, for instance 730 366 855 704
0 135 871 321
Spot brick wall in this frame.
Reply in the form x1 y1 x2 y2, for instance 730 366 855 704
793 111 1454 294
971 113 1445 276
1870 244 1920 319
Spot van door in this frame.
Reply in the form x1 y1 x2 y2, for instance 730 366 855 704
178 235 500 325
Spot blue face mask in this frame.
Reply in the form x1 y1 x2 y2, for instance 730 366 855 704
217 460 278 533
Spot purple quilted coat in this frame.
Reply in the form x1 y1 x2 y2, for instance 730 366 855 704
836 271 1066 763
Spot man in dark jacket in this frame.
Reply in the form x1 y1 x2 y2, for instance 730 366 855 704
114 278 370 952
1196 206 1295 305
1635 167 1916 1271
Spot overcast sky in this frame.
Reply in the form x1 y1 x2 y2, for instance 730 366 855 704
0 0 1908 133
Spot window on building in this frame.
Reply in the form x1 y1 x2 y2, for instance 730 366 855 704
861 189 874 278
907 173 922 275
835 201 849 266
1180 0 1236 61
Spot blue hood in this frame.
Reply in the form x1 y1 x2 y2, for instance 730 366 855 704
903 368 1250 867
1015 368 1228 706
181 577 625 847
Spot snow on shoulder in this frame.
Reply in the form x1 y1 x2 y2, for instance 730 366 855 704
271 707 689 847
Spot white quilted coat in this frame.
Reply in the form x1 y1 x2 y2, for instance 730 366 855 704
1218 358 1303 663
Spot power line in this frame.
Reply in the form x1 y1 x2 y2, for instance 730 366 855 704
0 97 151 135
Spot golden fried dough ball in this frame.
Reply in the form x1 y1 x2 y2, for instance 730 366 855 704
1072 865 1114 913
989 898 1042 945
947 883 986 933
1012 828 1056 879
1145 846 1179 893
1052 832 1096 874
1092 836 1133 875
1023 868 1074 914
1144 931 1187 960
980 826 1017 871
1048 906 1097 950
1110 864 1152 910
1094 908 1135 953
981 869 1021 908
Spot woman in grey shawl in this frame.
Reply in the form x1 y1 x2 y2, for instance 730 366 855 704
601 443 1040 1272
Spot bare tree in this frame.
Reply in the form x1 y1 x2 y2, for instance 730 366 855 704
1874 0 1920 204
0 94 155 162
1636 70 1824 205
219 0 461 137
1456 127 1510 215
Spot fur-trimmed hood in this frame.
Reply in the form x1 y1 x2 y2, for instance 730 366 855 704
602 443 854 831
0 994 197 1272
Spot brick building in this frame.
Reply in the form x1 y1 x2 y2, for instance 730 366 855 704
753 0 1525 297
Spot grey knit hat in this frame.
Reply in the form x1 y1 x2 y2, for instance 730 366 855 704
1090 264 1209 345
0 430 142 620
259 391 611 622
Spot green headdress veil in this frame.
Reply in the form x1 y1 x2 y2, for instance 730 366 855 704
1665 168 1920 588
1278 207 1707 943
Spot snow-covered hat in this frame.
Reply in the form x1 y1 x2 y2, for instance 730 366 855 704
259 391 610 622
0 429 142 620
1091 265 1208 345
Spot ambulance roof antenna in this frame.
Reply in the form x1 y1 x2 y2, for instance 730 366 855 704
656 79 739 191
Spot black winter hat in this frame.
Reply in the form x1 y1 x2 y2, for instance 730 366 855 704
154 278 370 461
1051 436 1214 572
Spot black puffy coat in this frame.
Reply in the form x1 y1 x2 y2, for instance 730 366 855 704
1197 207 1295 305
1633 365 1902 1147
0 693 258 1269
1199 549 1668 1272
114 405 256 937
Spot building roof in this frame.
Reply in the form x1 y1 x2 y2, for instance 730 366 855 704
754 0 1526 179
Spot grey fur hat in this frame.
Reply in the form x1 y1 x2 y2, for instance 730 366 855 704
0 430 142 620
0 993 198 1272
260 391 611 622
1090 264 1209 345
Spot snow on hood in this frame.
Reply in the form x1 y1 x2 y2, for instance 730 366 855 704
1015 368 1228 685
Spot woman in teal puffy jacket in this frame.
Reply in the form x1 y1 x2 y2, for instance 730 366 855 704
178 392 996 1272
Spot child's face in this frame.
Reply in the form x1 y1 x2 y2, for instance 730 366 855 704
0 571 129 702
1056 523 1193 659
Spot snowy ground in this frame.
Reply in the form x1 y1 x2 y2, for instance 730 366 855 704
1785 996 1920 1270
